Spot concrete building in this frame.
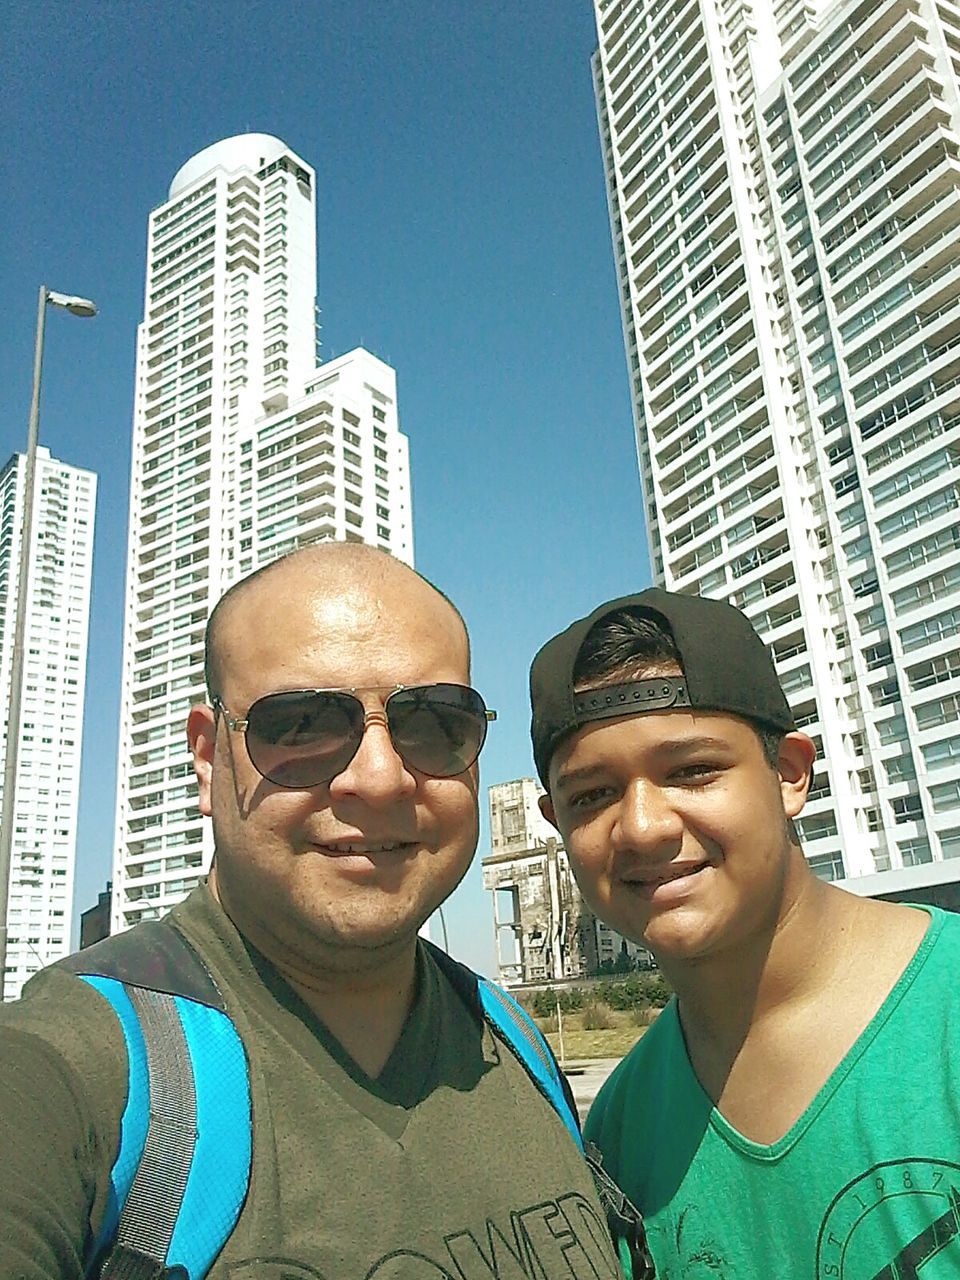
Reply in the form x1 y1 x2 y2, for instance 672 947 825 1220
482 779 647 986
0 447 96 999
112 134 412 933
592 0 960 900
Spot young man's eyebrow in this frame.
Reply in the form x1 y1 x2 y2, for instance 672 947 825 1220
554 733 739 793
653 735 736 756
553 763 612 794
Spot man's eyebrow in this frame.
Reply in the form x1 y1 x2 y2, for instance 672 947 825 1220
554 764 607 794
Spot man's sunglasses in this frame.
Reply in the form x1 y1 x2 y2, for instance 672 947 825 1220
213 684 496 788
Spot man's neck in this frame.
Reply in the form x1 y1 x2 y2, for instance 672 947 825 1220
282 947 421 1080
208 870 421 1079
665 862 835 1055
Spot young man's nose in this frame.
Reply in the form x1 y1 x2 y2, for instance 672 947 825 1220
612 778 684 856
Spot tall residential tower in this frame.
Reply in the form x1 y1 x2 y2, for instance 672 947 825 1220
0 447 96 999
594 0 960 896
112 134 412 933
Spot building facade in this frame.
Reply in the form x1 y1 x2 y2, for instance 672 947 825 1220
79 881 112 950
112 134 412 933
483 778 647 986
593 0 960 894
0 447 96 999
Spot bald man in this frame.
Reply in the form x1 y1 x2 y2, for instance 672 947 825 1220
0 545 628 1280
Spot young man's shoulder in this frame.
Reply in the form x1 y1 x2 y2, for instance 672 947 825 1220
587 999 681 1133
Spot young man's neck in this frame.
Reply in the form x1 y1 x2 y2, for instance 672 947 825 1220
658 863 930 1140
662 858 842 1052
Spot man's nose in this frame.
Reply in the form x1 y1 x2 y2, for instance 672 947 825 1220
327 712 416 803
612 778 683 855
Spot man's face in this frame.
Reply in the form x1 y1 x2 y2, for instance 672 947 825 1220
188 566 480 971
542 700 813 964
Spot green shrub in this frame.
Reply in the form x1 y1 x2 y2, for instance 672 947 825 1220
581 1001 615 1030
530 987 585 1017
641 974 672 1008
593 973 672 1012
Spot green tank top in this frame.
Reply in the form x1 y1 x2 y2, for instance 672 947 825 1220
586 907 960 1278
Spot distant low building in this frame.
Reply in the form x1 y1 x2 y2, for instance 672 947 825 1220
482 779 649 987
79 881 112 949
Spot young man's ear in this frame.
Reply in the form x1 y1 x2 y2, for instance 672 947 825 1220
187 704 217 817
778 731 816 819
539 792 559 830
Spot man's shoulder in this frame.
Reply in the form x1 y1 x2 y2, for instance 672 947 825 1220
59 911 226 1009
0 961 130 1140
420 938 483 1017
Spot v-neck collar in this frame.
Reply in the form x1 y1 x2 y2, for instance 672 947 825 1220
675 907 942 1160
172 889 451 1142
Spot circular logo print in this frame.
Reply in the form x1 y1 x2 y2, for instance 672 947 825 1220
816 1158 960 1278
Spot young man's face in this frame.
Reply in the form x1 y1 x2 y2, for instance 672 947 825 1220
542 699 814 965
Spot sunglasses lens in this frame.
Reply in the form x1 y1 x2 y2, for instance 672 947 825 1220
246 691 363 787
387 684 489 778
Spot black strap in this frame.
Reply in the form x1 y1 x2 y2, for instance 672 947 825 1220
585 1141 657 1280
99 988 199 1280
61 920 225 1010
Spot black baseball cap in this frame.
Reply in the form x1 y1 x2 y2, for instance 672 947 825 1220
530 588 795 787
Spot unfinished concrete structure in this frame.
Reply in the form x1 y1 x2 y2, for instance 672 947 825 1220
482 778 645 987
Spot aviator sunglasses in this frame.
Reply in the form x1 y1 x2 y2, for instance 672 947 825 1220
213 684 496 788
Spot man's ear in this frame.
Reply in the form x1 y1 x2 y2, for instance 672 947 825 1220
539 792 559 830
187 704 217 817
778 731 816 819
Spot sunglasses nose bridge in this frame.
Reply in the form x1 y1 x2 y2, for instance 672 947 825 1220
328 706 417 796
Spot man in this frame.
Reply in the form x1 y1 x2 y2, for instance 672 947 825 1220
530 588 960 1277
0 544 624 1280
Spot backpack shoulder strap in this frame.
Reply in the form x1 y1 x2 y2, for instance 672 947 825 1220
476 976 584 1151
424 943 657 1279
69 922 251 1280
424 941 582 1150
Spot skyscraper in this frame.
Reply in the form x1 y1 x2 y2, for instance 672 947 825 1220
112 134 412 933
0 446 96 999
593 0 960 896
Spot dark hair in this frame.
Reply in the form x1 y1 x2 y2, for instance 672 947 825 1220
573 607 783 769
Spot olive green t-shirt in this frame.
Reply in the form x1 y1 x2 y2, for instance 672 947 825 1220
0 885 621 1279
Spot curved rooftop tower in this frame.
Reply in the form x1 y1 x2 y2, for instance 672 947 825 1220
111 137 412 932
168 133 291 199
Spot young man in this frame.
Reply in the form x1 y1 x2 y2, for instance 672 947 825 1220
530 587 960 1277
0 545 626 1280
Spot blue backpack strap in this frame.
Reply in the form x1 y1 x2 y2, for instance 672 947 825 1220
476 976 583 1151
422 940 582 1150
78 976 151 1268
70 924 251 1280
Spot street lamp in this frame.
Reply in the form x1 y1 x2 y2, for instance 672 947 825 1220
0 285 98 998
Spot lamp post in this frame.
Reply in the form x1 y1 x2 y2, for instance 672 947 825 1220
0 285 98 998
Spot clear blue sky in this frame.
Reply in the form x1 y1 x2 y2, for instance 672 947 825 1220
1 1 651 976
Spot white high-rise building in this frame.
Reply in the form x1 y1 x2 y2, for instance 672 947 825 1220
0 447 96 999
593 0 960 897
112 134 412 933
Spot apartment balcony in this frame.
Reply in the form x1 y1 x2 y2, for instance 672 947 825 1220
851 316 960 413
